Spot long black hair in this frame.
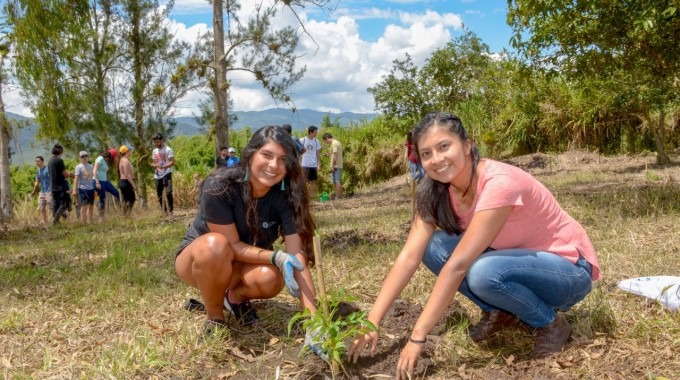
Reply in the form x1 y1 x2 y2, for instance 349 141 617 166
412 112 481 235
204 125 316 264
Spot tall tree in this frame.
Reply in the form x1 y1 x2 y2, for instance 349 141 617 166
508 0 680 164
120 0 203 204
211 0 329 154
0 37 12 221
4 0 125 151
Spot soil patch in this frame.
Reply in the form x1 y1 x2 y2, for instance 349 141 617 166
217 299 467 379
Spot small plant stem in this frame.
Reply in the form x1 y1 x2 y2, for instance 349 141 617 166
312 235 339 377
313 235 330 318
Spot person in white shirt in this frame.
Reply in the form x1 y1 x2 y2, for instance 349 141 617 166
151 132 175 219
299 126 321 199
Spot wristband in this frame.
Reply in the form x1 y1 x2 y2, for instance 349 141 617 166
270 250 278 266
409 337 426 344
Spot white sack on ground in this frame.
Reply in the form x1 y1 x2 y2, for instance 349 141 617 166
617 276 680 311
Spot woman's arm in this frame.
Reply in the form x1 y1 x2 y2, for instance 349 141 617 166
92 162 101 187
396 206 513 379
206 222 274 264
368 215 435 327
284 233 317 313
349 215 435 362
410 206 513 340
72 173 79 194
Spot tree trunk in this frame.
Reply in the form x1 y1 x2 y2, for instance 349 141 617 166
0 53 13 221
213 0 229 164
131 0 149 205
641 106 670 165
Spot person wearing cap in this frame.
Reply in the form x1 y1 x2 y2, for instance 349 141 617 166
93 148 121 220
216 146 229 168
151 132 175 219
226 147 240 167
73 151 95 224
118 145 136 215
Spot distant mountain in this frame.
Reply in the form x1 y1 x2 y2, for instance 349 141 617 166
172 108 376 136
5 108 377 165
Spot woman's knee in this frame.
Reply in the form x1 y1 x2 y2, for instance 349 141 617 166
466 257 502 294
246 265 284 298
191 233 234 268
422 231 460 275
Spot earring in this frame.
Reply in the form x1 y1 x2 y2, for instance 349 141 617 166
280 179 285 191
243 169 249 182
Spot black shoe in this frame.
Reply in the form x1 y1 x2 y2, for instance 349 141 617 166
183 298 205 312
224 290 259 327
202 319 228 338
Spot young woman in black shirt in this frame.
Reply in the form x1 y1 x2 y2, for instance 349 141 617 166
175 126 318 340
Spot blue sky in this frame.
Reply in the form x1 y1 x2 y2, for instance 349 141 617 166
4 0 515 117
170 0 513 52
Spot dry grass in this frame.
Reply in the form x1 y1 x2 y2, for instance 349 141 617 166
1 151 679 379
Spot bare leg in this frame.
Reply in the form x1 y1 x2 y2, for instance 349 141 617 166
175 233 285 321
228 262 284 302
175 233 234 321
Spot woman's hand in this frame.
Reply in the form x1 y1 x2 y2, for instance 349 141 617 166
270 250 304 297
348 329 379 363
396 340 425 380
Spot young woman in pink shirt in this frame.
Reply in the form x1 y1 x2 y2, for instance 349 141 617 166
349 112 601 379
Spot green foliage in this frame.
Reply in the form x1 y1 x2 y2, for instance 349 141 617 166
315 116 406 196
507 0 680 163
287 289 376 370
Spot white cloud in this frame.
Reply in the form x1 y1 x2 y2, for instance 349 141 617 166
7 5 460 118
166 19 209 44
399 10 463 28
465 10 482 15
3 84 32 117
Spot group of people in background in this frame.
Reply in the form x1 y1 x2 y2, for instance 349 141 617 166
30 132 175 225
215 124 344 201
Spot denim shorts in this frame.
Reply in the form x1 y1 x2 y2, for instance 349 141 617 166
331 168 342 184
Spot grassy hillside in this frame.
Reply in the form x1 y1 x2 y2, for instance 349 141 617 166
1 151 679 379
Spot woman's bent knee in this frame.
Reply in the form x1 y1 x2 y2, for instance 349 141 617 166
175 234 234 282
192 233 234 266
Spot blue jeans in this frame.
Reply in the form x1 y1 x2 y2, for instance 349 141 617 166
96 180 120 211
422 231 592 327
409 162 424 180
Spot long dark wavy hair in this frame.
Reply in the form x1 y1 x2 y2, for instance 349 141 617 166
412 112 481 235
204 125 316 265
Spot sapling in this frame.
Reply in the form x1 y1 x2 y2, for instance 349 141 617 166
288 289 376 378
287 235 376 379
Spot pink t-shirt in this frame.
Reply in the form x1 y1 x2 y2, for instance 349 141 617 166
450 160 601 280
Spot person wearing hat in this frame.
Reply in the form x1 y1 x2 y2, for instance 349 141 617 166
151 132 175 219
216 146 229 168
73 151 95 224
93 148 121 220
118 145 136 215
226 147 240 167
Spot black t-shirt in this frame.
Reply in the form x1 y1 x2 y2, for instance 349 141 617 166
216 156 228 167
48 156 66 192
182 175 297 249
